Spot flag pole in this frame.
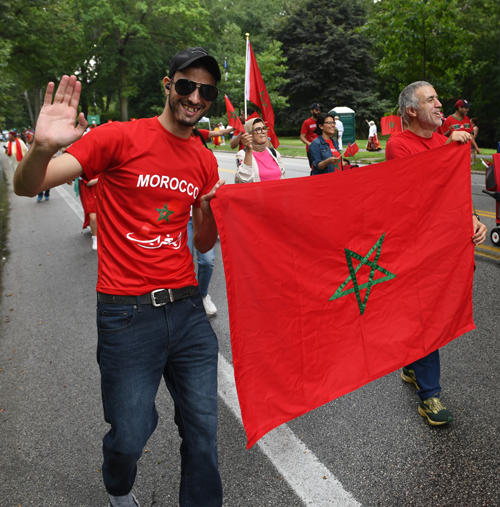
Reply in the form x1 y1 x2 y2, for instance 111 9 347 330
244 33 250 120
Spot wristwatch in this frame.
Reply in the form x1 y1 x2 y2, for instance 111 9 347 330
473 212 480 221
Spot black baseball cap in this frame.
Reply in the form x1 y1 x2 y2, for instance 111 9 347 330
169 47 221 83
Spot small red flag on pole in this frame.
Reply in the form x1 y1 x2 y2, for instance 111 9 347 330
245 40 280 148
344 142 359 157
225 95 244 133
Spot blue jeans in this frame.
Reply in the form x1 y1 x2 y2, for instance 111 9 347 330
187 217 215 297
406 349 441 400
96 292 222 506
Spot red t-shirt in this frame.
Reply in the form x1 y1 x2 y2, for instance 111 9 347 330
301 117 318 151
198 129 210 140
66 117 219 295
326 138 342 171
385 129 447 160
326 138 341 158
440 114 472 136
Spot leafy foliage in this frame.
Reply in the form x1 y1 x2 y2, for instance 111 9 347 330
275 0 389 134
210 24 289 116
1 0 499 145
362 0 473 100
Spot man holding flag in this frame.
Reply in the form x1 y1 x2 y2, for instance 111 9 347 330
386 81 487 426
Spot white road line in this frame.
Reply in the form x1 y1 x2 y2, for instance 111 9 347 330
55 184 84 222
218 356 361 506
58 181 361 507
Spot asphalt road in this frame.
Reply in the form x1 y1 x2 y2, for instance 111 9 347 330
1 151 499 507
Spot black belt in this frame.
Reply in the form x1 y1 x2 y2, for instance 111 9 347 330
97 286 198 307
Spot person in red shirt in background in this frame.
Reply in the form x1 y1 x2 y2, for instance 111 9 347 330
300 103 322 169
386 80 486 428
439 99 481 156
14 47 224 507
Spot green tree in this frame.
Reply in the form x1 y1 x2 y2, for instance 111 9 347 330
276 0 387 133
457 0 500 146
211 23 289 117
362 0 473 100
0 0 84 126
79 0 212 121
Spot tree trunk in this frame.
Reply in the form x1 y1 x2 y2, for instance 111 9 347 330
33 85 42 124
119 59 128 121
24 90 34 127
81 93 89 119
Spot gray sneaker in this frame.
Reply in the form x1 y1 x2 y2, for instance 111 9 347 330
109 493 140 507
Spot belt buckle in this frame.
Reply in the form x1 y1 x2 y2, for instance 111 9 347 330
150 288 175 306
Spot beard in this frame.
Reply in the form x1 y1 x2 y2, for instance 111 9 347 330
168 94 207 127
418 109 442 129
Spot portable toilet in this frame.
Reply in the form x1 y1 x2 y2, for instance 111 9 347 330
329 106 355 145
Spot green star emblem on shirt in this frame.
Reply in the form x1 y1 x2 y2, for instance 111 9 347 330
156 203 175 223
329 233 396 316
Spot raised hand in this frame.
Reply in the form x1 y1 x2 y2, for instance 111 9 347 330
447 131 471 145
241 132 254 151
35 75 88 151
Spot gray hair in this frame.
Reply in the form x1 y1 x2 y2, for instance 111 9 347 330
399 81 433 123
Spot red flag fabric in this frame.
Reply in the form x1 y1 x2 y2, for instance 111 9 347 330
225 95 244 133
485 153 500 191
380 115 403 136
211 143 475 448
344 141 359 157
245 41 280 148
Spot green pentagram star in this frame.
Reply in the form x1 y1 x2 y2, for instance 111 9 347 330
229 110 238 121
329 233 396 316
389 121 395 129
155 203 175 223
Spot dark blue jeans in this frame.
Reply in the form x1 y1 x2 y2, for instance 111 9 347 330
407 349 441 400
96 292 222 506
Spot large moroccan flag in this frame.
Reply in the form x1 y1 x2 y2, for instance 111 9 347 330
245 40 280 148
211 142 475 448
381 115 403 136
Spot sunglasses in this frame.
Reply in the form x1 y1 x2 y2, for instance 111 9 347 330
323 121 335 125
170 79 219 101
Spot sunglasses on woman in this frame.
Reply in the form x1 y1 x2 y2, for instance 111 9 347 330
170 79 219 101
